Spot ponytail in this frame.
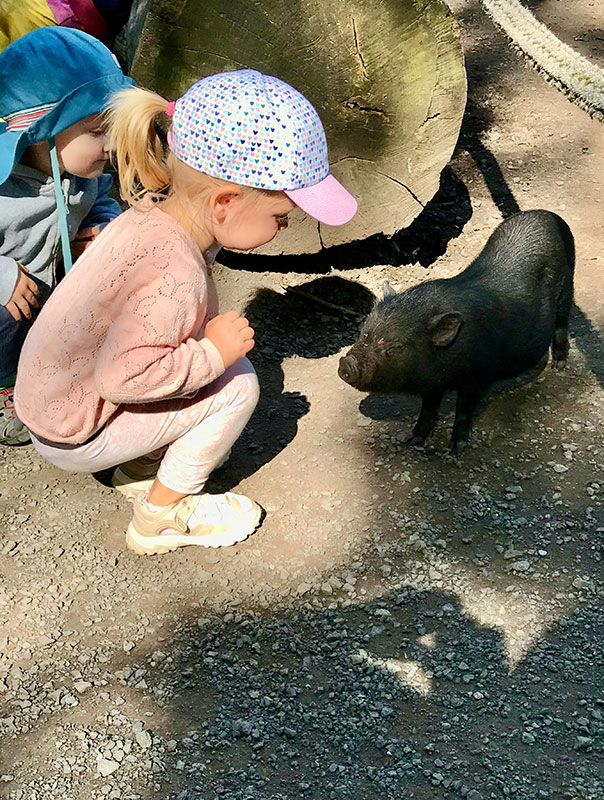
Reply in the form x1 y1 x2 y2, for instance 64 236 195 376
105 86 172 205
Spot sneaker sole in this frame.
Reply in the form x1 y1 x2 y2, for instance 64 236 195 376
125 502 263 555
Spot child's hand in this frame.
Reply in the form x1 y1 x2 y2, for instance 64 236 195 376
5 265 40 321
72 225 102 260
205 310 255 368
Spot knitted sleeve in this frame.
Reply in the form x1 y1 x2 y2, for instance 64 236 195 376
93 249 225 404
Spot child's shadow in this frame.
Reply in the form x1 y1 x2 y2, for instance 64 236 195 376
208 276 375 491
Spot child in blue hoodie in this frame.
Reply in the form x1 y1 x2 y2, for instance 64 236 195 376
0 26 134 444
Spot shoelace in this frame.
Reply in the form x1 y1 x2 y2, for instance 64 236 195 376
194 493 243 524
195 494 229 523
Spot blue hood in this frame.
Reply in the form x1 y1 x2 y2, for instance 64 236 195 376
0 26 134 185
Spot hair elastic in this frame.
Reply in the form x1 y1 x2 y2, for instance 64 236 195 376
165 100 176 117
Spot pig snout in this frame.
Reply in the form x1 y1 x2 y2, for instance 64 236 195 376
338 353 361 386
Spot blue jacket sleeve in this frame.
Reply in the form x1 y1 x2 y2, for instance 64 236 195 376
79 174 122 230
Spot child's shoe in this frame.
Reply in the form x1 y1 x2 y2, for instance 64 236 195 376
112 450 232 502
0 387 30 445
112 456 163 501
125 491 262 555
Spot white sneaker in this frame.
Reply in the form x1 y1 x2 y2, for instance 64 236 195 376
125 491 262 555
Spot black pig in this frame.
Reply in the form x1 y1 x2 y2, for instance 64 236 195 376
338 210 575 454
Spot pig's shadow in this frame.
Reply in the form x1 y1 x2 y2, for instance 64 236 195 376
207 276 375 491
358 355 551 449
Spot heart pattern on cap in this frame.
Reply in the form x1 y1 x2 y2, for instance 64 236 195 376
169 70 328 191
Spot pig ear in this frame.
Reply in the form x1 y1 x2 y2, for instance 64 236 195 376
382 281 396 299
429 312 463 347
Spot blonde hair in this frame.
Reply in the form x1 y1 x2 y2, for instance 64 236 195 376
105 85 282 210
105 86 171 204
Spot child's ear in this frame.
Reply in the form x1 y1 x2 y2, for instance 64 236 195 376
210 190 241 224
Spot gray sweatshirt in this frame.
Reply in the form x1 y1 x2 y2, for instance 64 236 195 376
0 163 121 305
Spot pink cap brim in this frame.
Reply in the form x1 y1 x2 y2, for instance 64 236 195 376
284 173 357 226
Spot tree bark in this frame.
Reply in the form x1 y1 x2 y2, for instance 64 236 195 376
131 0 467 255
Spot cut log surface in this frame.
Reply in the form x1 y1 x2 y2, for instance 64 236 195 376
131 0 467 255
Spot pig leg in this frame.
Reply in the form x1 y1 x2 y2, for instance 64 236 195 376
551 327 569 369
407 390 444 446
551 287 572 369
552 218 575 369
450 386 485 455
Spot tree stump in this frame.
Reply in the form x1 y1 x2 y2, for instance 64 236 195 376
131 0 467 255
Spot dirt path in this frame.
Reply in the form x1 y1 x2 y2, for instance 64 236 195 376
1 2 603 798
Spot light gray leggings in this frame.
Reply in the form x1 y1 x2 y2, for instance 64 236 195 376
31 358 259 495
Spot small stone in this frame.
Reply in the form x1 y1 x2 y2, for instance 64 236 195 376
122 641 135 653
74 681 92 693
296 583 311 596
576 736 593 750
553 464 568 473
97 758 120 777
503 548 525 560
62 693 79 707
135 730 152 749
511 560 531 572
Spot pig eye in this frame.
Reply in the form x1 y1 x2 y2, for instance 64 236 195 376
377 338 396 352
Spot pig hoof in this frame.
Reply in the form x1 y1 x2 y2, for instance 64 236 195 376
551 357 567 370
450 439 467 457
406 433 427 447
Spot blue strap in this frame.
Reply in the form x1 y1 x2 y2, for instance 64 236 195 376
49 137 73 274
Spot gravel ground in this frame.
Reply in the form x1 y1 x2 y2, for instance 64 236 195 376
1 1 603 798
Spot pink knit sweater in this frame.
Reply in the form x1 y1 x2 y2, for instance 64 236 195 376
15 200 225 444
